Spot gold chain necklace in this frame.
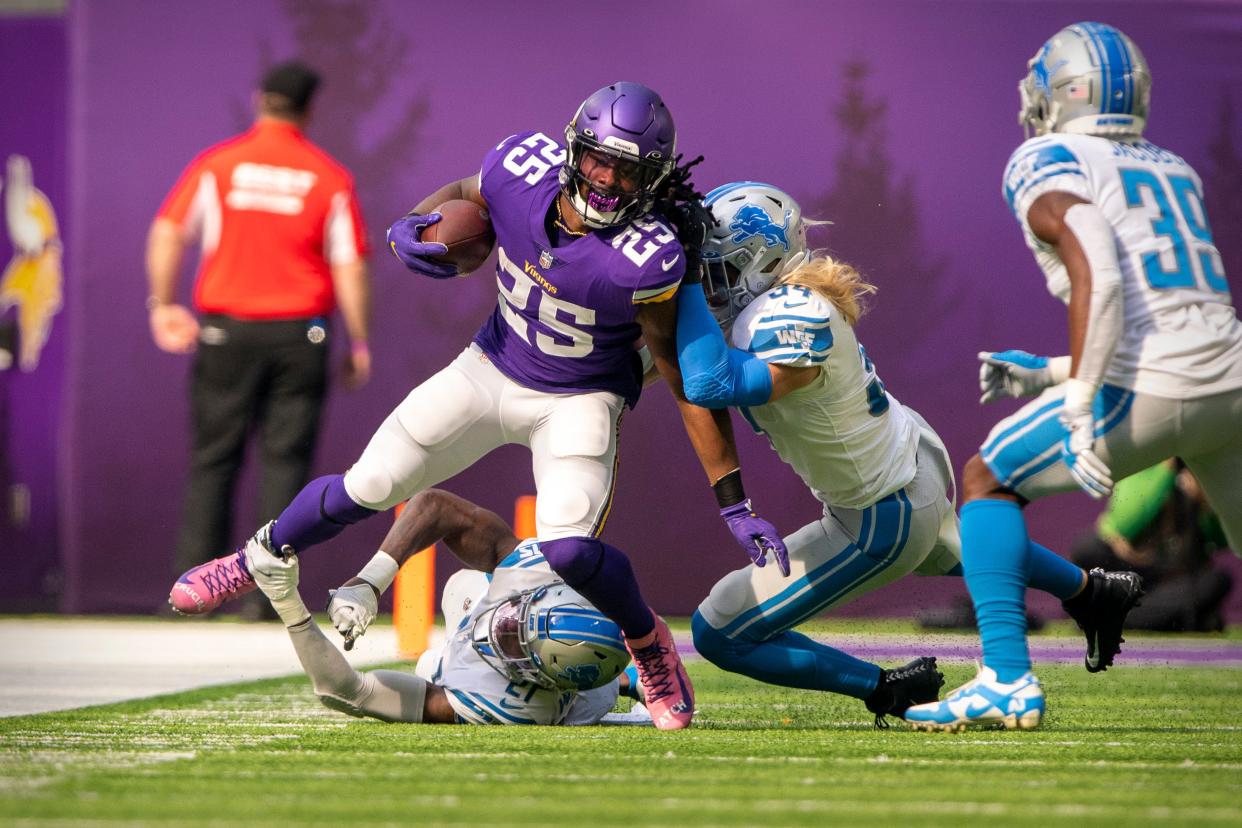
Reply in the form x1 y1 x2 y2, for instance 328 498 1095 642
554 197 588 237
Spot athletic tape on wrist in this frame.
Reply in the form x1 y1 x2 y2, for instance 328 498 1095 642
358 551 400 593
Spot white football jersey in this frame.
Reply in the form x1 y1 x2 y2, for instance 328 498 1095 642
434 540 619 725
730 284 918 510
1004 134 1242 398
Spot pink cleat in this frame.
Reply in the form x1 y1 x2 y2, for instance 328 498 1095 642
626 612 694 731
169 549 256 615
168 523 281 615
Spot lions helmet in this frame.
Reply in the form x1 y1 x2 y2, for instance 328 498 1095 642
1019 22 1151 138
701 182 808 326
560 82 676 229
472 581 629 691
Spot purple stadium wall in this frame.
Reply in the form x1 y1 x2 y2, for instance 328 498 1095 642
0 15 68 611
5 0 1242 619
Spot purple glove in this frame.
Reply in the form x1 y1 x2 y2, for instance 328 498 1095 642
386 212 457 279
720 499 790 576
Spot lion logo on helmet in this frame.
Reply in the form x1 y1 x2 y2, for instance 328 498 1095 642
558 662 603 691
729 204 790 250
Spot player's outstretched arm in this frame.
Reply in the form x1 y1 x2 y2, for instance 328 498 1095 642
641 297 790 575
250 545 457 724
1028 191 1123 498
329 489 519 647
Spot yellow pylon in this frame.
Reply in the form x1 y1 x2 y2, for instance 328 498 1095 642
392 501 434 659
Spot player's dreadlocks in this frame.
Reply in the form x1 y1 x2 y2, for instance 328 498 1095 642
655 154 715 284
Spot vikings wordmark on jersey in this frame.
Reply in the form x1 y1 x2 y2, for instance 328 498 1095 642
473 131 685 408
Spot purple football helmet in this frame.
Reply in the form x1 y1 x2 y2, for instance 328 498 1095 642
560 82 676 229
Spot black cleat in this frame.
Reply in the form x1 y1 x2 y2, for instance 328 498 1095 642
865 656 945 728
1063 568 1144 673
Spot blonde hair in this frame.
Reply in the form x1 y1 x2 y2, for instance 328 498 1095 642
775 251 876 326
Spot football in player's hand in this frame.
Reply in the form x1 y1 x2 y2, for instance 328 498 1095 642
422 199 496 275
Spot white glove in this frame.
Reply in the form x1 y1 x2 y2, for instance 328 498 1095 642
248 546 309 626
977 350 1070 404
1060 379 1113 499
328 582 379 650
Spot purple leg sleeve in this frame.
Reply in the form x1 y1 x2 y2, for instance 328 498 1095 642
541 536 655 640
269 475 378 553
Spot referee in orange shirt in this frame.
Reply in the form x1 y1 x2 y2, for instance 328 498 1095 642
145 61 371 611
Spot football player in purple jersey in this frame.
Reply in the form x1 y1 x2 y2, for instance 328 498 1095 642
169 82 784 731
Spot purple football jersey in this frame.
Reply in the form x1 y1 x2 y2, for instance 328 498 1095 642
473 131 685 408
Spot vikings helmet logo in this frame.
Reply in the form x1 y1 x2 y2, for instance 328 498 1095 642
729 204 790 250
0 154 63 372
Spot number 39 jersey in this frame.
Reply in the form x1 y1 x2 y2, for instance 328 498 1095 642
472 131 685 408
1004 133 1242 398
730 285 918 510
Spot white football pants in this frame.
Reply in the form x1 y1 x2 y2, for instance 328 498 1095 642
343 344 624 540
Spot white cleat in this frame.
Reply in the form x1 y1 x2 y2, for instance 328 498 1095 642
904 663 1045 733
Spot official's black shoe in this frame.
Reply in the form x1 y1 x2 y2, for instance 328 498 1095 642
865 656 945 728
1062 568 1145 673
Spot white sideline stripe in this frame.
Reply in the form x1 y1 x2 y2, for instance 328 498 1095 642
0 618 440 718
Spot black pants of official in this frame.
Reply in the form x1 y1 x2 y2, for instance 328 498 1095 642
174 315 329 575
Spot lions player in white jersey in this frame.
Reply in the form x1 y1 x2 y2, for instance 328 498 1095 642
249 488 642 726
906 22 1242 732
674 183 958 724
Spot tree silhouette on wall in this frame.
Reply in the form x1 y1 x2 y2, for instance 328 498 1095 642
245 0 493 351
807 60 969 397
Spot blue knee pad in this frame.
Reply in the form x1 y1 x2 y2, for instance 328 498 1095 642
540 536 605 587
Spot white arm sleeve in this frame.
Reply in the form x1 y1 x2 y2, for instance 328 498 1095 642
1062 203 1123 411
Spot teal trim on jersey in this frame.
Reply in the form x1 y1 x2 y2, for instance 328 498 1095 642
746 324 833 361
446 689 499 725
463 690 540 725
1003 141 1083 213
497 539 542 570
717 489 912 641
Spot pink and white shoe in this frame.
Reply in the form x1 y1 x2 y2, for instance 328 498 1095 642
626 613 694 731
168 523 277 615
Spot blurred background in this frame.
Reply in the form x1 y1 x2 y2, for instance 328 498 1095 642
1 0 1240 623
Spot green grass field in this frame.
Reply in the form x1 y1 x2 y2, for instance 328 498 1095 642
3 622 1241 826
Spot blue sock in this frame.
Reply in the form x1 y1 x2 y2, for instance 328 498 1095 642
621 664 643 702
270 475 378 553
692 612 881 699
1026 541 1085 600
541 537 654 640
961 499 1031 682
941 546 1081 599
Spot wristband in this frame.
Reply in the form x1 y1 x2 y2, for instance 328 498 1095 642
351 340 370 356
712 468 746 508
357 551 400 594
145 296 168 311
